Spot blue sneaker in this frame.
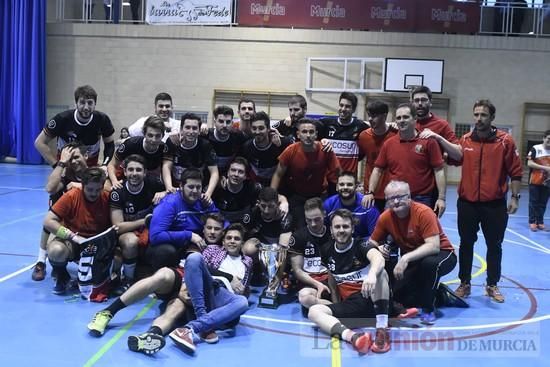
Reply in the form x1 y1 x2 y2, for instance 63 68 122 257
420 310 436 325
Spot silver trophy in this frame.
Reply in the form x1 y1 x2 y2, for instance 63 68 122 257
258 243 288 309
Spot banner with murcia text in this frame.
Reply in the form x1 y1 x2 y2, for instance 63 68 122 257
146 0 232 25
237 0 479 34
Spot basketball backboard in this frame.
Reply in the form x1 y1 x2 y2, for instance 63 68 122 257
384 58 444 93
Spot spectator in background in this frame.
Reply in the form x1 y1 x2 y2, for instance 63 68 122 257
527 130 550 231
128 92 179 141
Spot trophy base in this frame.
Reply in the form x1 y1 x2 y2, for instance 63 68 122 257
258 292 279 309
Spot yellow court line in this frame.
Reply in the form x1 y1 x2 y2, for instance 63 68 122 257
331 336 342 367
444 252 487 285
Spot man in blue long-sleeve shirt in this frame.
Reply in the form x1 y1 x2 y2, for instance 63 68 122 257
147 168 219 270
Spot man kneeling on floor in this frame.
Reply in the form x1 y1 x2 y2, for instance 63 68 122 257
308 209 390 354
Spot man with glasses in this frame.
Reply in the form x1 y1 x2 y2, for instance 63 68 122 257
410 86 461 162
369 180 457 325
357 100 398 213
363 103 446 217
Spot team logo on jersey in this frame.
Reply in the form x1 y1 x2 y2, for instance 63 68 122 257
118 143 126 153
47 119 56 129
415 144 425 154
288 235 295 247
110 191 120 202
243 213 251 224
163 144 169 153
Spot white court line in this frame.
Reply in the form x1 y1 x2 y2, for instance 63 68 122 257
0 186 44 191
0 263 35 283
242 313 550 331
443 226 550 255
0 212 46 228
506 228 550 253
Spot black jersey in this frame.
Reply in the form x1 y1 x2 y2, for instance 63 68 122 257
320 238 377 299
244 207 293 244
272 119 325 143
114 136 166 172
239 137 292 186
44 109 115 158
206 129 247 175
49 170 82 206
164 136 217 186
212 180 262 224
109 178 164 222
290 226 330 275
318 117 368 175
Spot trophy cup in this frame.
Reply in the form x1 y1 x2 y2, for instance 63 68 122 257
258 243 288 309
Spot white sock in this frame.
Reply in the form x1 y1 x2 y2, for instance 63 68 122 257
376 314 388 329
37 248 47 263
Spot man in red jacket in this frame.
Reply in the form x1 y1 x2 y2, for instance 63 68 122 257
446 100 522 303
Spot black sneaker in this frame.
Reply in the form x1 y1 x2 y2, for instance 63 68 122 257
52 269 70 295
31 261 46 281
128 332 166 355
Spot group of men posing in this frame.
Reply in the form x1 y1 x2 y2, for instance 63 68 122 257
30 84 526 356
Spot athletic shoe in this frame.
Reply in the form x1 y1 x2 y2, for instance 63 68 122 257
371 328 390 353
88 310 113 337
485 285 505 303
128 332 166 355
420 310 436 325
537 224 548 231
397 307 419 319
111 279 131 297
529 223 538 231
200 330 219 344
351 332 372 354
52 270 70 295
31 261 46 281
169 327 197 354
454 282 471 298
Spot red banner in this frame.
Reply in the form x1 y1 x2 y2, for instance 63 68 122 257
237 0 479 34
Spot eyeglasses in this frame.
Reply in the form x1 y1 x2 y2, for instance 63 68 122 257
386 194 410 206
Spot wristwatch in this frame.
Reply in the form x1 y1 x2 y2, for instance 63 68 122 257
511 193 521 200
58 161 68 168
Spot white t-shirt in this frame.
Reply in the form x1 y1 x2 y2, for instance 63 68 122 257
128 116 180 142
218 255 246 281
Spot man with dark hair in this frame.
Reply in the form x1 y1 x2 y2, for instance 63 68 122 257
364 103 446 217
453 99 523 303
411 86 461 161
32 142 89 281
107 115 167 189
43 167 111 294
308 209 390 354
148 168 219 270
526 130 550 231
128 92 180 140
207 105 247 176
162 113 219 203
236 98 256 135
324 171 379 240
318 92 369 192
34 85 116 168
272 94 310 140
369 180 457 325
240 111 292 187
109 154 167 289
358 100 398 213
271 118 341 228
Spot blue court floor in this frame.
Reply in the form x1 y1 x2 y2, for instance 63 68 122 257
0 163 548 367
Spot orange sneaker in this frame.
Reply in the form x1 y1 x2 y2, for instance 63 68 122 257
351 333 372 354
529 223 538 232
486 285 505 303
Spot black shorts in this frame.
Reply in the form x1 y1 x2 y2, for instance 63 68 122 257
155 267 184 301
327 291 375 320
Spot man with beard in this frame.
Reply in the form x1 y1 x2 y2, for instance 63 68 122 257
109 154 167 289
107 115 167 189
240 112 292 187
317 92 369 193
128 92 180 141
411 86 461 162
35 85 115 168
43 167 111 294
308 209 390 354
271 118 341 228
363 103 446 217
32 142 89 281
162 113 219 205
369 180 457 325
206 105 247 176
324 171 379 240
